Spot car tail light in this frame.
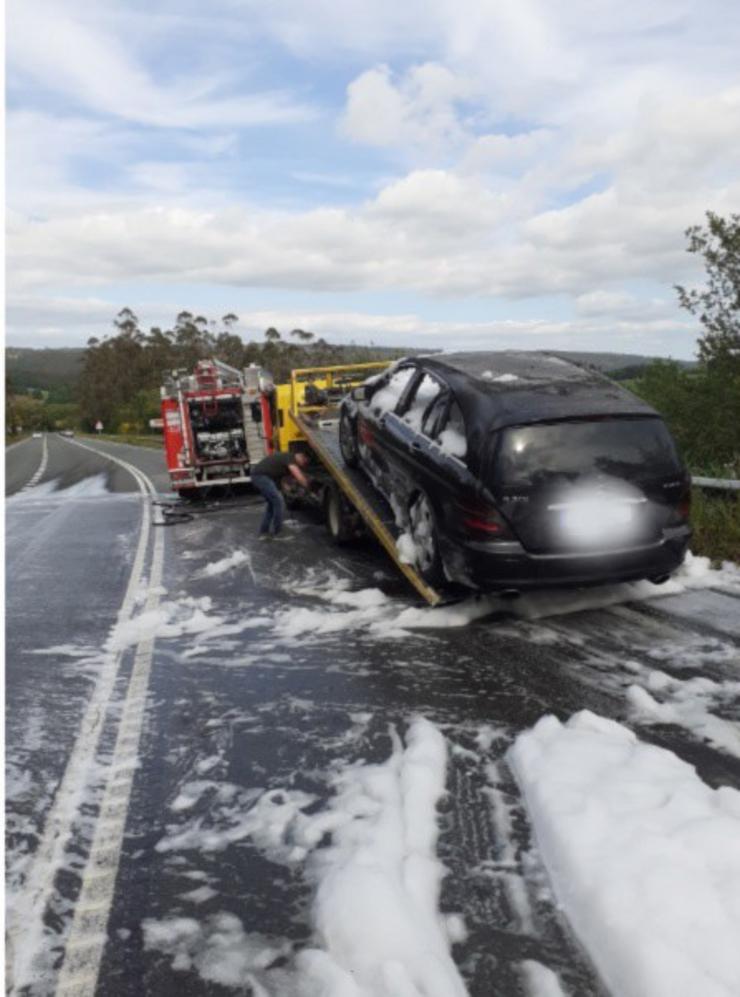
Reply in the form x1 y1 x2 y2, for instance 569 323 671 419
456 500 513 539
666 484 691 524
677 488 691 521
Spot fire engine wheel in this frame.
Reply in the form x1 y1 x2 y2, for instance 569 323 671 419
178 487 202 503
325 484 353 545
339 411 359 468
408 491 444 586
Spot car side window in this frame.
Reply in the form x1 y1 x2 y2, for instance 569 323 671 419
421 393 447 438
400 373 442 431
369 366 415 416
436 399 467 458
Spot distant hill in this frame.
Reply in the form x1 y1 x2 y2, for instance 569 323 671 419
6 347 85 392
5 344 694 395
547 351 696 378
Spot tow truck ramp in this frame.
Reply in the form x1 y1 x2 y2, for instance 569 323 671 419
290 410 443 606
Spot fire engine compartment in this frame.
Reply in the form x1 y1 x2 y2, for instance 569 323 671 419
161 360 271 490
188 394 247 464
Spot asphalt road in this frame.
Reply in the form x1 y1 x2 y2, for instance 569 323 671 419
5 435 740 997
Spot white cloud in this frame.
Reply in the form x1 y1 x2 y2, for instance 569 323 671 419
234 0 441 60
7 0 316 129
7 295 118 325
565 86 740 190
371 170 507 235
574 291 674 321
461 130 555 175
5 111 247 218
341 66 407 147
250 0 740 117
7 160 731 302
10 122 737 301
342 63 473 154
6 0 740 361
6 112 124 214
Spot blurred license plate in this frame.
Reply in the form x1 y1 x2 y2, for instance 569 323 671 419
561 501 632 535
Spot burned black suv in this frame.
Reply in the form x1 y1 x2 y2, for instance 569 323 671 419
339 351 691 591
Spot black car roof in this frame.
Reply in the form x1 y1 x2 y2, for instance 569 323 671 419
415 350 658 430
399 351 660 475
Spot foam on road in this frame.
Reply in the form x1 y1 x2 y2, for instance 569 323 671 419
510 711 740 997
6 432 740 997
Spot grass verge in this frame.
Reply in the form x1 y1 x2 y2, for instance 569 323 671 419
690 487 740 565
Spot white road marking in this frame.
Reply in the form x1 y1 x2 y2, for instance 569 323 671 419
19 433 49 492
7 439 166 995
55 506 166 996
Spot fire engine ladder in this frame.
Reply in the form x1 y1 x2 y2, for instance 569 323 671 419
289 409 442 607
243 413 266 466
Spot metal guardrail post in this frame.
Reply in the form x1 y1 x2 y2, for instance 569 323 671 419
692 476 740 492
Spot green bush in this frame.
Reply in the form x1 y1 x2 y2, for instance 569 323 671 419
689 488 740 565
629 361 740 474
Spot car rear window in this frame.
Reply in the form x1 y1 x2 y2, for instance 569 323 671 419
490 417 681 489
401 374 442 430
437 401 467 458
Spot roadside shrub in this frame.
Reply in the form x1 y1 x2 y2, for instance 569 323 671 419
690 488 740 565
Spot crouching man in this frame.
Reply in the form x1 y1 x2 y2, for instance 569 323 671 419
250 451 310 540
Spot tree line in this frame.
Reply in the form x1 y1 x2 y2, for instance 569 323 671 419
629 211 739 475
5 312 407 434
76 311 406 433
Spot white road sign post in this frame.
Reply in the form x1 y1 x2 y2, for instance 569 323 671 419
95 421 103 434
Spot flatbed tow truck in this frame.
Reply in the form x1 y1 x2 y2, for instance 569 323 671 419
278 364 442 606
161 359 442 606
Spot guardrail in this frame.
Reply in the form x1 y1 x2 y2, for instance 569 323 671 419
692 476 740 492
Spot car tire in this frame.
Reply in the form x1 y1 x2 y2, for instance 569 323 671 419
325 483 354 544
339 410 359 468
408 491 445 586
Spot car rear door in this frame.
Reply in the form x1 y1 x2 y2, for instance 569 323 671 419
379 369 442 480
358 364 418 487
378 373 474 515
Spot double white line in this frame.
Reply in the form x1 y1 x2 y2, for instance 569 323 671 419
8 439 166 997
20 434 49 492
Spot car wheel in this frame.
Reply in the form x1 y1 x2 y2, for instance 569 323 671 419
325 483 354 544
339 410 359 468
408 491 444 586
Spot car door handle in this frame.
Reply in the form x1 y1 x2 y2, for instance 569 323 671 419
410 440 424 451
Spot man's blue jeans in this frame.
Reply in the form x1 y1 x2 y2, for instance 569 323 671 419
252 475 285 536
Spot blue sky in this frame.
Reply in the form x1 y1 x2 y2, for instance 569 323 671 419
6 0 740 357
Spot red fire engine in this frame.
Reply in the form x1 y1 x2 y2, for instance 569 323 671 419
160 359 274 496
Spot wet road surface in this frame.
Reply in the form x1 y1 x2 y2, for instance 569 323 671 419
5 435 740 996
